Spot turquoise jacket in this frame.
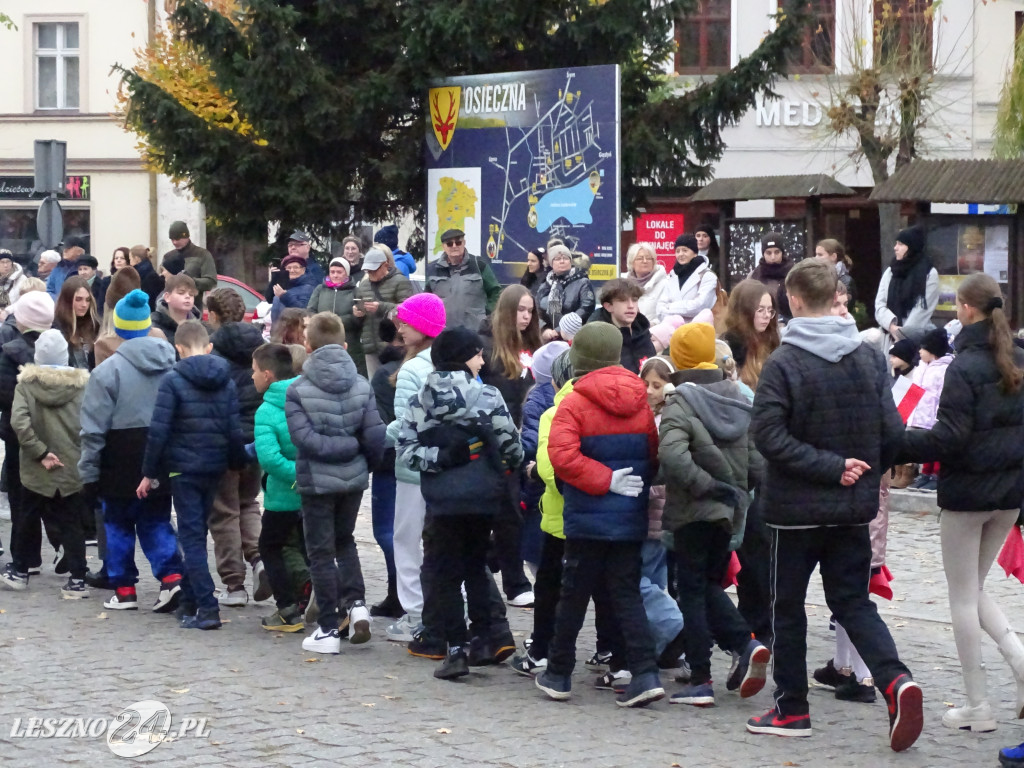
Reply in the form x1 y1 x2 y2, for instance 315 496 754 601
254 376 300 512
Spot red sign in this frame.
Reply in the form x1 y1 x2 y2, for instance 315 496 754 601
636 214 684 273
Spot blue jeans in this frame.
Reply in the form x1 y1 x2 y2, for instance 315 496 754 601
640 539 684 656
104 495 183 588
370 465 397 589
172 474 222 614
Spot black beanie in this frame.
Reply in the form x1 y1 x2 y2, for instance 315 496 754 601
162 253 185 275
920 328 951 358
760 232 785 256
895 225 925 256
431 327 484 373
889 338 918 367
674 233 699 253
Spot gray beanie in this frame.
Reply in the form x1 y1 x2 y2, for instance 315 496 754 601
34 329 69 367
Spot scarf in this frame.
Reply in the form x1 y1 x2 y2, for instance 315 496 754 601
547 268 578 322
0 272 14 309
632 268 656 288
886 248 932 325
751 259 790 283
324 277 349 289
673 255 705 289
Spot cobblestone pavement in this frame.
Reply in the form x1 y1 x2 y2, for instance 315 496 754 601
1 491 1022 767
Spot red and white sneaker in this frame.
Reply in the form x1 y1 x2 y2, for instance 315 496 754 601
746 707 812 737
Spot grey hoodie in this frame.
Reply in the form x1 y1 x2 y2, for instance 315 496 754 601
782 315 862 362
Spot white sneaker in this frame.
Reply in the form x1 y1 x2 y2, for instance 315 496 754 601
252 560 272 602
217 587 248 607
385 614 420 643
508 591 535 608
302 627 341 654
104 591 139 610
348 600 371 644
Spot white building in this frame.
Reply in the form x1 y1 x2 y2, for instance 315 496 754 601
0 1 203 268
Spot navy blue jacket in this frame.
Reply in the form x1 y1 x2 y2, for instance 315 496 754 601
211 321 264 442
142 354 245 477
520 380 555 509
270 271 320 321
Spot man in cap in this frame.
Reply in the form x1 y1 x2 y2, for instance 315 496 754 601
162 221 218 310
425 228 502 331
46 237 85 301
265 229 325 302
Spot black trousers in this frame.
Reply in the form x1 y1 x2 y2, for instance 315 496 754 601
529 532 564 659
769 524 910 715
674 521 753 683
547 538 657 677
490 473 531 599
429 514 494 646
6 439 44 570
16 489 86 579
737 495 772 645
259 510 306 610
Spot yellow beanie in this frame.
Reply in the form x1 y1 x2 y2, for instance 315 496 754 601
669 322 718 371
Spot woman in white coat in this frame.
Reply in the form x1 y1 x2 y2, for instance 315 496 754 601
623 242 673 322
658 233 718 321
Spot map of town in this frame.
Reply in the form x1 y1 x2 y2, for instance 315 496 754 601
434 176 479 254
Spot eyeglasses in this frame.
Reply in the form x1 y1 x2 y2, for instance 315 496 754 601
634 254 655 262
444 239 464 247
755 306 776 317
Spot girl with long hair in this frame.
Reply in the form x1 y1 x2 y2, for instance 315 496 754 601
54 276 100 370
903 273 1024 733
271 308 309 346
520 247 549 296
721 279 781 390
816 238 858 308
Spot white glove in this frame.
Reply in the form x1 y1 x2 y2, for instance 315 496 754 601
609 467 644 497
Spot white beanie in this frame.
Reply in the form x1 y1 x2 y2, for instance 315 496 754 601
34 329 69 367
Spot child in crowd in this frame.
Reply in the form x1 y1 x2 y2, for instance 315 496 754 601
660 322 768 707
251 343 304 631
715 339 755 403
138 320 245 630
536 322 665 708
589 279 656 373
79 290 184 612
557 312 581 344
287 312 385 654
0 291 56 588
151 273 198 348
889 338 918 381
5 330 90 597
748 259 920 750
396 327 524 679
905 327 954 493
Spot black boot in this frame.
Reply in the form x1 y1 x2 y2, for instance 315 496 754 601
370 585 403 619
434 646 469 680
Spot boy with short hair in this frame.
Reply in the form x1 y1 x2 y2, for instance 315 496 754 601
137 320 245 630
589 279 656 374
251 343 305 631
79 290 185 612
748 258 921 751
151 273 198 347
287 312 385 654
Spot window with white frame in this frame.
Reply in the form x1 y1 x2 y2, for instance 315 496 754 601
35 21 80 110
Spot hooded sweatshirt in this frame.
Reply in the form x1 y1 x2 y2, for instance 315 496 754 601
751 314 903 527
659 368 763 535
11 364 89 497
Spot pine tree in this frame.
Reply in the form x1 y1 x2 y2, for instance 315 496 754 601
118 0 811 236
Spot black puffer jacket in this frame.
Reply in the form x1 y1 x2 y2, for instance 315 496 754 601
751 316 903 527
0 331 39 441
212 321 265 441
536 267 595 330
902 320 1024 511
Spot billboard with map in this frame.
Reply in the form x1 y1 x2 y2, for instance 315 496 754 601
425 65 621 284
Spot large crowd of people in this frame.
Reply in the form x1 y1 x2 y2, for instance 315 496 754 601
3 220 1024 760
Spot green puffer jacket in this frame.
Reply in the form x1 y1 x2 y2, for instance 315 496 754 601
11 364 89 498
254 376 300 512
307 281 365 376
659 368 764 536
385 349 433 485
537 379 574 539
355 269 414 356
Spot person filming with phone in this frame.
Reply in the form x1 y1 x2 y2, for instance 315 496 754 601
353 247 414 377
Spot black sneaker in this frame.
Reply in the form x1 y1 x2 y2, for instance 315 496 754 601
152 578 182 614
369 593 404 619
407 631 446 660
535 670 572 701
434 647 470 680
585 650 612 668
0 562 28 591
835 675 877 703
595 669 631 692
53 546 70 575
726 640 771 698
747 707 812 737
657 629 688 670
60 577 90 599
490 626 517 664
884 673 923 752
84 568 112 590
510 651 547 677
812 658 845 688
468 635 496 666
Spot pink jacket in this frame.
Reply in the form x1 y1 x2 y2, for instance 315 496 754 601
906 354 953 430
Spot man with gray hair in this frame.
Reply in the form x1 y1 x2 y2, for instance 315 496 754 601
425 228 501 331
35 250 61 281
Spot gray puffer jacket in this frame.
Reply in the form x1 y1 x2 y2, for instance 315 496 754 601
286 344 386 495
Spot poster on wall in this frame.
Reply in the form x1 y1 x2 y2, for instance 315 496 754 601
425 65 621 284
635 214 684 274
927 219 1011 312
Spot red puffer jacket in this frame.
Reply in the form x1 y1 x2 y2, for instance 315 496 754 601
548 366 659 541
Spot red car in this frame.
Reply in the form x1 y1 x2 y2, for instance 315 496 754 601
202 275 265 323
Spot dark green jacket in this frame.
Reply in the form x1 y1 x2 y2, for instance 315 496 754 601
355 269 414 356
307 280 365 377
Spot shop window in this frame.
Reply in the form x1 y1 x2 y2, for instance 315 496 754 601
34 21 80 111
676 0 731 74
0 208 90 264
781 0 836 73
874 0 933 69
926 218 1011 315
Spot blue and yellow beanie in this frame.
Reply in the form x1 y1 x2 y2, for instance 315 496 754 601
114 289 152 340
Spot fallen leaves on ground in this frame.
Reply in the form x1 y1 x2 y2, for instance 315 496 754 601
437 728 451 734
303 658 321 663
171 688 189 694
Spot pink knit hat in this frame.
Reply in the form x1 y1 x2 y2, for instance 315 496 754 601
396 293 446 338
649 314 685 351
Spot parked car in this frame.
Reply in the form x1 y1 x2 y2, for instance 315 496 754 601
202 275 265 323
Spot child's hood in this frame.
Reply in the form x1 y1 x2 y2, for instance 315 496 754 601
176 354 231 391
263 376 298 410
302 344 357 395
115 336 176 375
16 364 89 407
572 366 647 417
212 322 265 368
672 378 752 443
419 370 487 421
